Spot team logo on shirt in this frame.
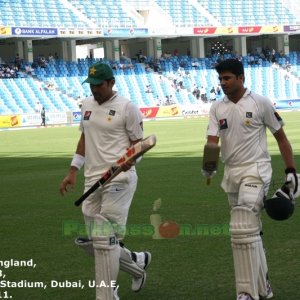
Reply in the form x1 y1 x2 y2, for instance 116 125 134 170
109 236 117 245
84 111 92 120
107 110 116 122
219 119 228 130
245 119 252 126
109 109 116 116
245 112 253 125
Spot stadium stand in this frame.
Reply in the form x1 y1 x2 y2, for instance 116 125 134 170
0 0 299 28
0 1 300 116
199 0 298 26
1 50 300 115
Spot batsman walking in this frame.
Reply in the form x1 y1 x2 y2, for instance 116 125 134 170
60 62 151 300
202 59 298 300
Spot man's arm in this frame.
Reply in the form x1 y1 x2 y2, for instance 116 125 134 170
59 132 85 196
273 127 298 198
273 127 295 169
202 135 220 184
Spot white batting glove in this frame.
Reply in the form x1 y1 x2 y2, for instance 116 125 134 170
201 169 216 178
285 168 299 199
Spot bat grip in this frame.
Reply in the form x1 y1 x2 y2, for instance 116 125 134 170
206 177 211 185
74 182 100 206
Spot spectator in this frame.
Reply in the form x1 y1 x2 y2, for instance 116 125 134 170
216 84 221 96
200 86 207 102
35 101 41 113
14 53 21 70
193 86 200 100
145 85 153 93
210 87 216 101
136 50 147 63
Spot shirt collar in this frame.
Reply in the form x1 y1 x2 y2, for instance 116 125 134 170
223 88 250 103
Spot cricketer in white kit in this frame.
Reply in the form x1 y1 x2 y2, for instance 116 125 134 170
203 59 298 300
60 62 151 300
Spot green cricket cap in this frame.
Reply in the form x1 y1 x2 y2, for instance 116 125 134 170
82 62 114 85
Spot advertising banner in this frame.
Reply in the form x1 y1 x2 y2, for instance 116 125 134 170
0 115 21 128
140 107 159 119
21 114 43 126
284 25 300 32
0 26 11 35
72 111 82 123
58 28 103 37
156 105 181 118
104 28 148 37
181 103 211 116
21 112 67 126
193 27 217 35
273 99 300 110
12 27 58 36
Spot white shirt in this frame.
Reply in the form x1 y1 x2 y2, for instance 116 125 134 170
80 93 143 184
207 89 284 166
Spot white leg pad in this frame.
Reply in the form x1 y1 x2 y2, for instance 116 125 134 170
119 246 145 278
92 214 120 300
230 206 262 300
257 244 268 297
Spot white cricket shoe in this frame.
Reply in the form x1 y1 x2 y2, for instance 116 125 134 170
131 251 151 292
237 293 254 300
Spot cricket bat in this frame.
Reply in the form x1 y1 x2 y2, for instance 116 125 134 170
202 143 220 185
74 135 157 206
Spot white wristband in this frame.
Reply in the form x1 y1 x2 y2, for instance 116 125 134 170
71 153 85 170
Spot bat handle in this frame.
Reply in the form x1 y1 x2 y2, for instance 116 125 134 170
206 177 211 185
74 183 99 206
74 194 87 207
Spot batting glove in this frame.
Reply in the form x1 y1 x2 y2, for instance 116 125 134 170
285 168 299 199
201 169 216 178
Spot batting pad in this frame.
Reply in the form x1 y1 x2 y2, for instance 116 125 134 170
92 214 121 300
230 206 262 300
257 244 269 298
119 246 144 278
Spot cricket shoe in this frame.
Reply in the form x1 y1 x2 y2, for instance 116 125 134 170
131 251 151 292
259 280 274 299
237 293 254 300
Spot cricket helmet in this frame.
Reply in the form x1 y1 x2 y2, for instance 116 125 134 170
264 188 295 221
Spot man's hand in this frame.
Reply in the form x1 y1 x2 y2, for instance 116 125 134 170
59 168 77 196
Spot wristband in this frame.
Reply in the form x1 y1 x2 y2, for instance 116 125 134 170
71 153 85 170
285 167 296 174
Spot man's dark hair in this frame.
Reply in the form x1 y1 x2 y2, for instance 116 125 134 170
215 59 244 77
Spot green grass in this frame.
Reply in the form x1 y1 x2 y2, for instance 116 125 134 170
1 112 300 299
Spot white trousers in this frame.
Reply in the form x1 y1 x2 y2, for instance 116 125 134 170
222 162 272 213
82 169 138 239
